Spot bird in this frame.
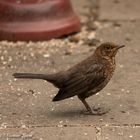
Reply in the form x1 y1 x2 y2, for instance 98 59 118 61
13 42 125 115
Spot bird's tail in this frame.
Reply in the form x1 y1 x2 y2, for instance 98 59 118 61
13 73 51 80
13 72 64 88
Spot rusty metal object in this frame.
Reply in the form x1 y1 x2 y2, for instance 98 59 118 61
0 0 80 41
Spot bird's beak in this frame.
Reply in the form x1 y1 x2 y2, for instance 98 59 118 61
117 45 125 50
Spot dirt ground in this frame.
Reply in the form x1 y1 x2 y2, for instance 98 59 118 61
0 0 140 139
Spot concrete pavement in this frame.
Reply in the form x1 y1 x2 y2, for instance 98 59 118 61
0 0 140 139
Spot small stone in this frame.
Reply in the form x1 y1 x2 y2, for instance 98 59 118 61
43 54 50 58
121 89 125 92
93 21 102 29
84 133 88 136
105 124 109 127
14 78 17 81
21 124 27 129
17 88 21 91
78 40 84 45
23 56 27 60
1 56 4 60
118 132 123 136
119 64 124 68
110 117 114 120
19 98 23 102
0 123 8 129
2 61 7 65
121 110 126 113
69 36 79 43
64 50 72 55
87 32 96 40
59 121 63 124
51 108 55 111
29 89 35 95
58 124 63 128
113 22 121 27
30 53 34 57
107 93 111 96
126 90 130 93
127 112 130 115
100 119 103 122
8 57 12 62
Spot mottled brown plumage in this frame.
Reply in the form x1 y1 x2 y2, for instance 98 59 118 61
13 42 125 115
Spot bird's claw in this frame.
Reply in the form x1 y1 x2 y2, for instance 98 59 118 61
83 107 110 115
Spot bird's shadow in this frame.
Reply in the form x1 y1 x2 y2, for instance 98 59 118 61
49 109 84 118
49 106 110 119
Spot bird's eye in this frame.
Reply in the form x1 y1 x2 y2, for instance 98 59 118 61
106 46 110 50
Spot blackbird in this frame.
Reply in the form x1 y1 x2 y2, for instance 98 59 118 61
13 42 125 115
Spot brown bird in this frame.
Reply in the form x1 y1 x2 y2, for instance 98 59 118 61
13 42 125 115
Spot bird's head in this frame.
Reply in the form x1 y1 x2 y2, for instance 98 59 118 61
95 42 125 58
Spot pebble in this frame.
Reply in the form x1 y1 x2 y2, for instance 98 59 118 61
84 132 88 136
43 54 50 58
118 132 123 136
87 32 96 40
107 92 111 96
129 135 133 138
121 89 125 92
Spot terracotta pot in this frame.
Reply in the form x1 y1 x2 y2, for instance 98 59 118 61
0 0 80 41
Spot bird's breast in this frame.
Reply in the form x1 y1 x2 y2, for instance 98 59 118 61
104 57 116 79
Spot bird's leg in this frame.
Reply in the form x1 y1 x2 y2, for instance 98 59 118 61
78 96 110 115
78 96 93 113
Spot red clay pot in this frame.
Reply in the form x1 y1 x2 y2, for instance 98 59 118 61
0 0 80 41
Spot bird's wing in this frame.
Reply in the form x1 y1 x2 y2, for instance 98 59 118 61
53 63 106 101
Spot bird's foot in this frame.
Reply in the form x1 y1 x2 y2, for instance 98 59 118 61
84 107 110 115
